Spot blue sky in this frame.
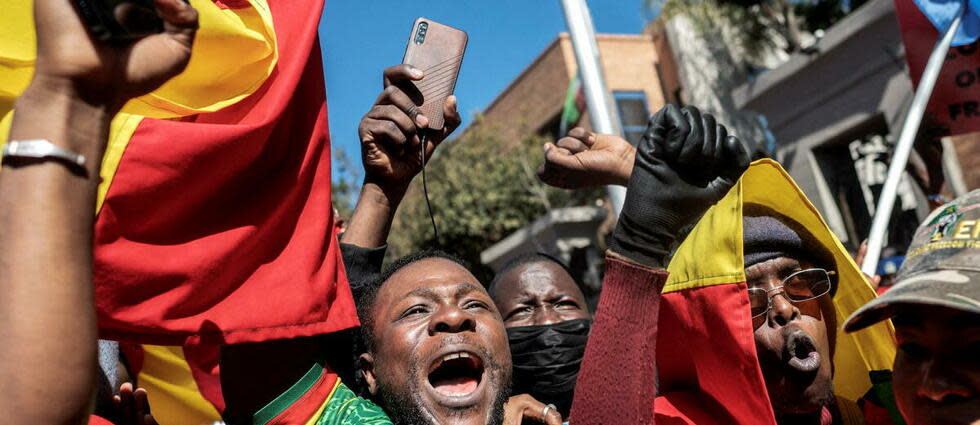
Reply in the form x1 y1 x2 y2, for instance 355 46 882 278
319 1 649 180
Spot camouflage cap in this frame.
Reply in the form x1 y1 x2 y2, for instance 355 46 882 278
844 189 980 332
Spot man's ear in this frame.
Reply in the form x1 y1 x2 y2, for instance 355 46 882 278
358 352 379 396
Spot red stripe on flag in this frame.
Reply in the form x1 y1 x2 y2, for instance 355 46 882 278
94 0 360 345
656 282 777 425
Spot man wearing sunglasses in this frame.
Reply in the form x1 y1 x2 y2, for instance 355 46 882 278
742 205 841 421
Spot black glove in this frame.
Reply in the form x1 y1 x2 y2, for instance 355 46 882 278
608 105 752 268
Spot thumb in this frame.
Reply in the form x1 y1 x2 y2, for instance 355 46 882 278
543 143 580 169
719 135 751 184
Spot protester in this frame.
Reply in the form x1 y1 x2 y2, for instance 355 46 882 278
219 61 465 425
487 253 591 418
0 0 197 423
845 190 980 425
339 64 567 425
552 104 753 424
540 106 897 424
352 251 515 425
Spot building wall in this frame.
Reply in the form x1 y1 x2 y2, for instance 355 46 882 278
478 33 669 145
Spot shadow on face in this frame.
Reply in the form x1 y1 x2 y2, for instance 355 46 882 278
892 305 980 425
746 256 836 416
489 260 590 328
359 257 512 425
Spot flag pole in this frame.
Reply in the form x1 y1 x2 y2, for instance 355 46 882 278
559 0 626 217
861 6 964 276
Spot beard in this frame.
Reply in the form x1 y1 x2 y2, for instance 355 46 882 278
374 344 511 425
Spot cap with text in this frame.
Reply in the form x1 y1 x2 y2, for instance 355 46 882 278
845 189 980 332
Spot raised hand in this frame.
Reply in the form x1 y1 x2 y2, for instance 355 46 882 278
608 104 753 268
537 127 635 189
32 0 198 107
357 64 461 197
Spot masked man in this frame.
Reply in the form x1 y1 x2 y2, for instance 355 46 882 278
488 253 592 418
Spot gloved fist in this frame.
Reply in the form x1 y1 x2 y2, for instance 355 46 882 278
608 105 752 268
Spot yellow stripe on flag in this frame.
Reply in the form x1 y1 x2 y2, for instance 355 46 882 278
1 0 277 209
139 345 222 425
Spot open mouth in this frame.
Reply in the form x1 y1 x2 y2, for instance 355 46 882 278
427 351 485 398
785 330 821 373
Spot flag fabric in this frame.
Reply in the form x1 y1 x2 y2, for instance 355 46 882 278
655 159 898 424
912 0 979 46
559 71 585 136
2 0 362 421
894 0 980 136
119 344 224 425
91 0 359 346
1 0 359 346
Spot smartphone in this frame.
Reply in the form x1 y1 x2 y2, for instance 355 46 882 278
73 0 165 42
402 18 468 132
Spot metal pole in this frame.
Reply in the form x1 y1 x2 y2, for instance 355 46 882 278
861 9 963 276
559 0 626 217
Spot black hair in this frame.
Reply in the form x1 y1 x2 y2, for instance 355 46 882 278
355 249 469 353
486 251 574 295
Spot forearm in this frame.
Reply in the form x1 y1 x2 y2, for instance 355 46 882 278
0 79 111 423
569 254 667 425
340 181 405 248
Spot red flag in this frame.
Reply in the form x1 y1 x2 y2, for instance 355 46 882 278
93 0 359 345
895 0 980 135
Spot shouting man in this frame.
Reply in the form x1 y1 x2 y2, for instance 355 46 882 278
354 252 512 425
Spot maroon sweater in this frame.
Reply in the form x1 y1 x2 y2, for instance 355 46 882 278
569 257 668 425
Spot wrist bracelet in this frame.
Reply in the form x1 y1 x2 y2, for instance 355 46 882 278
2 139 87 173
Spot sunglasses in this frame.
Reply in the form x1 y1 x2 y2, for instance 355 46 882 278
747 268 835 318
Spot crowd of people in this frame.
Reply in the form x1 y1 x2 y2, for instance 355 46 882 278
1 1 978 425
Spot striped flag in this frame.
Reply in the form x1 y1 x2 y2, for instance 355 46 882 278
3 1 359 422
655 160 899 424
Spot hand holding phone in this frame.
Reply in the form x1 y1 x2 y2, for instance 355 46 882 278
402 18 468 132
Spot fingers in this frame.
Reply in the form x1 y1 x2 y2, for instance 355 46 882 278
645 104 688 162
567 127 597 146
677 106 704 164
383 64 424 87
155 0 199 44
436 95 461 142
719 134 752 183
376 85 427 128
536 143 580 189
364 104 420 148
502 394 563 425
383 65 425 107
556 136 589 154
700 113 717 168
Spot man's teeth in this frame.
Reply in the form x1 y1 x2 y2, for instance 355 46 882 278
442 352 471 362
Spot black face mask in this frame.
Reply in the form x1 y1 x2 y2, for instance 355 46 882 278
506 318 591 418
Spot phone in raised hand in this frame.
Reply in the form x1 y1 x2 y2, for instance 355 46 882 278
402 18 468 132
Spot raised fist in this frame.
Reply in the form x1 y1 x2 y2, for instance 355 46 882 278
608 105 752 268
536 127 634 189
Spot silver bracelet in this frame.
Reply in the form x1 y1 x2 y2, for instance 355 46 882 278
2 139 87 171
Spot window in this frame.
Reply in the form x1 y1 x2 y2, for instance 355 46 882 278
614 91 650 146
